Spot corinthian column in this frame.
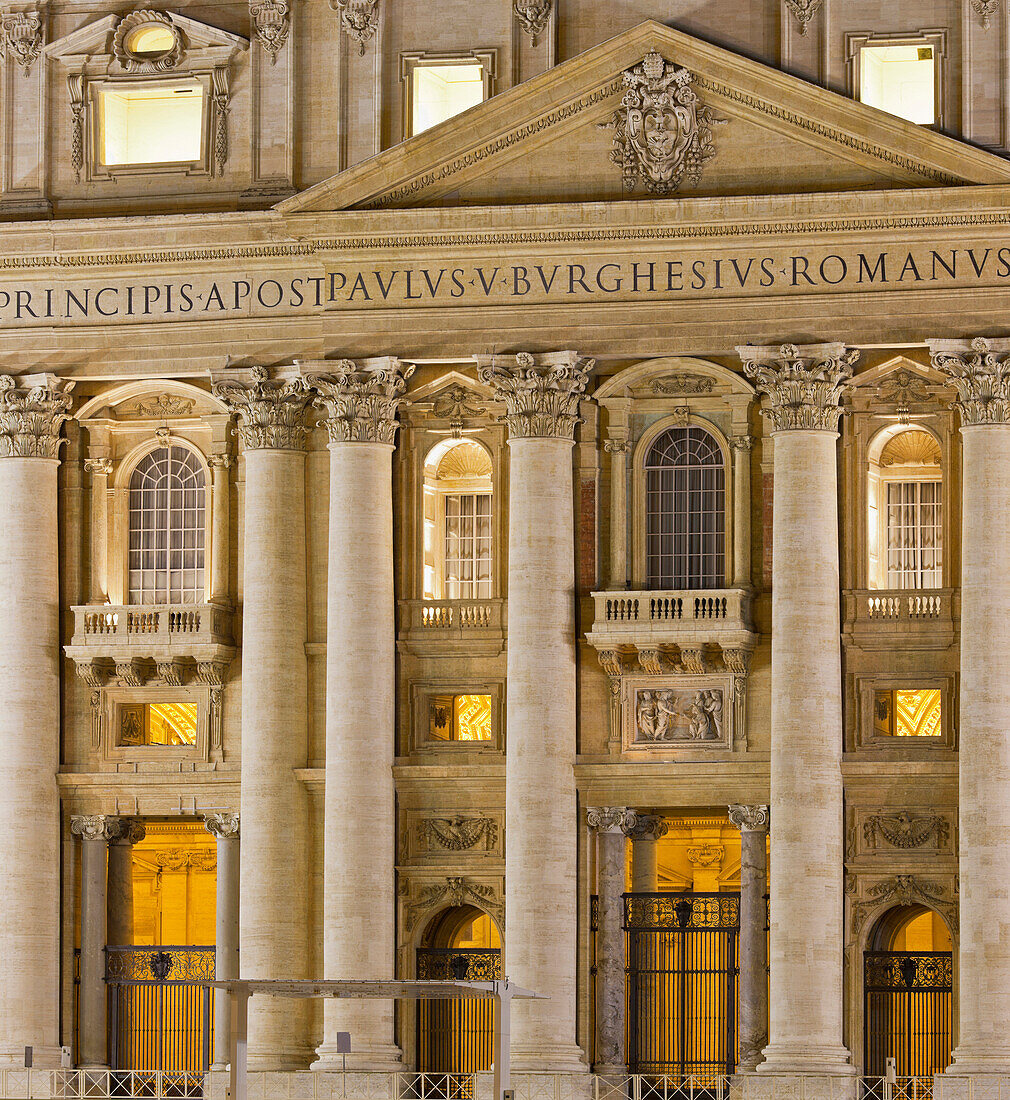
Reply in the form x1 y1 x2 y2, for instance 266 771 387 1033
71 815 112 1068
0 375 72 1067
738 343 857 1076
728 804 769 1073
107 817 145 947
587 807 634 1076
84 456 112 603
211 366 313 1069
628 814 667 893
205 813 240 1072
929 336 1010 1074
477 351 592 1071
309 358 413 1070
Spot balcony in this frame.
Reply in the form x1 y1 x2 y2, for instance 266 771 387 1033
843 588 957 650
65 601 236 679
585 588 756 653
398 598 506 657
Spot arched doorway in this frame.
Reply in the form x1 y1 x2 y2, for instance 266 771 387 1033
416 906 501 1075
864 904 953 1078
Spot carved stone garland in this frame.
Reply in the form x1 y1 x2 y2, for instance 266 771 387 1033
429 384 487 439
741 343 858 431
331 0 380 55
970 0 1001 29
212 366 313 450
205 811 240 840
310 360 415 444
513 0 552 46
1 8 44 75
848 873 958 944
404 875 503 936
862 811 949 851
783 0 823 35
601 50 723 195
249 0 289 62
419 816 498 852
477 352 592 440
931 336 1010 425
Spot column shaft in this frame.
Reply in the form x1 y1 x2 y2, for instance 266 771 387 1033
205 814 240 1072
209 455 231 604
76 828 108 1068
731 437 752 588
85 459 111 603
631 838 658 893
605 439 629 589
730 806 769 1073
0 448 65 1065
240 449 310 1067
740 344 855 1076
318 442 399 1067
106 819 143 948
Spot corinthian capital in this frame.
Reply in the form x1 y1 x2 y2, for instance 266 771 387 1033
309 358 414 444
0 374 74 459
737 343 858 432
586 806 637 834
929 337 1010 426
70 814 115 841
626 814 668 841
211 365 312 451
204 812 240 840
476 351 593 440
728 804 769 832
106 817 146 845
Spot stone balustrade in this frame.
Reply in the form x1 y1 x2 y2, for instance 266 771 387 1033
398 598 507 656
842 588 957 650
68 602 234 651
586 588 754 650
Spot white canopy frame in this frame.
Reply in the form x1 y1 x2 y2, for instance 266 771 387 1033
208 978 545 1100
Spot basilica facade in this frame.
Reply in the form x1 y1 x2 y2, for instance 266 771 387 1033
0 0 1008 1096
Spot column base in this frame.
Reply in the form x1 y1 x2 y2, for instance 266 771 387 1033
247 1050 315 1072
510 1044 588 1074
944 1045 1010 1076
592 1064 628 1077
755 1043 855 1077
313 1043 403 1072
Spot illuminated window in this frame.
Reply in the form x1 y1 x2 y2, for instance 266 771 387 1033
868 428 942 590
873 689 942 738
423 440 493 600
859 44 936 124
129 446 207 604
412 62 485 135
119 702 198 746
99 82 204 167
645 425 726 590
429 694 492 742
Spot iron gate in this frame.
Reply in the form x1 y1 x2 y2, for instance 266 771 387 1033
864 951 952 1078
106 946 215 1078
416 948 500 1077
625 892 739 1077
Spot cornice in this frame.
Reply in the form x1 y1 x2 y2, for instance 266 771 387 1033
5 209 1010 273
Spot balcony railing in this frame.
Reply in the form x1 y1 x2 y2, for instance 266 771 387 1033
69 602 233 650
843 589 956 649
398 599 506 655
586 588 754 649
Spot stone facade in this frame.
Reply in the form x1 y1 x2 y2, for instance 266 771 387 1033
0 0 1003 1089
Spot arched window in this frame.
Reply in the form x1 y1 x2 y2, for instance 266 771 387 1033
645 425 725 590
868 428 942 590
423 440 493 600
128 445 206 604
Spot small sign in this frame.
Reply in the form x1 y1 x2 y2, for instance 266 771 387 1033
23 1047 32 1069
336 1032 351 1054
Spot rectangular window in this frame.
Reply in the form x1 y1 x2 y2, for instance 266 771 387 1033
859 44 936 124
99 82 204 166
886 480 941 589
444 492 492 599
119 702 198 746
429 694 492 741
873 689 942 738
411 62 485 136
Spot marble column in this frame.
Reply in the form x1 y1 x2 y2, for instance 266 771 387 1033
84 456 112 603
628 814 667 893
71 815 112 1068
739 343 857 1076
208 453 232 604
310 358 412 1070
729 804 769 1073
587 807 633 1076
604 436 630 589
477 351 592 1071
106 818 144 947
212 366 313 1069
205 813 240 1072
929 337 1010 1073
0 377 72 1067
730 436 753 589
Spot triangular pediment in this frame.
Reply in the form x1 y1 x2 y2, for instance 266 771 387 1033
280 20 1010 214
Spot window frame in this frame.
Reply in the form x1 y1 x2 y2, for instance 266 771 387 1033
119 438 213 607
632 414 732 591
846 29 947 129
409 680 503 755
855 674 955 751
104 684 210 763
399 49 497 140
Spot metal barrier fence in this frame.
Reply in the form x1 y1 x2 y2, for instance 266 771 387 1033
0 1072 995 1100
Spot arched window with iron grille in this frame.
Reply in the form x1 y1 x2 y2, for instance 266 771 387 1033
128 445 207 605
645 425 726 590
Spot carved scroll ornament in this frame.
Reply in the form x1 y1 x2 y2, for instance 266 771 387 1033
0 375 74 458
513 0 551 46
602 50 723 195
1 9 44 75
784 0 822 35
331 0 380 55
970 0 1000 30
249 0 289 62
